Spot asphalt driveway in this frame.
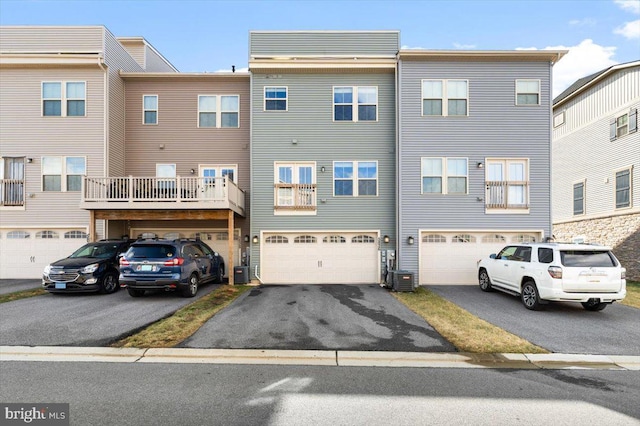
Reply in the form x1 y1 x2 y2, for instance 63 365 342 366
429 285 640 356
182 284 455 352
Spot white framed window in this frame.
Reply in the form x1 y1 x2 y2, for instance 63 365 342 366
294 235 317 244
199 164 238 184
573 180 585 215
266 235 288 244
198 95 239 128
352 235 375 243
553 111 565 127
323 235 346 243
265 87 287 111
143 95 158 124
42 156 86 192
333 86 378 122
485 158 529 210
482 234 506 243
7 230 30 239
42 81 86 117
515 80 540 105
453 234 476 243
422 80 468 116
421 157 468 194
64 230 88 239
615 167 632 209
422 234 446 243
1 157 25 207
156 163 176 191
513 234 536 243
274 162 316 209
36 230 59 239
333 161 378 197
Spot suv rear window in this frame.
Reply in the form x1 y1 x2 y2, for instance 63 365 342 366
560 250 616 267
126 245 175 259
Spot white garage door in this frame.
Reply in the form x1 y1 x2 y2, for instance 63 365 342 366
261 232 380 284
0 229 88 279
419 231 542 285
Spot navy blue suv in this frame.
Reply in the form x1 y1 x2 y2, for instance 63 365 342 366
119 239 225 298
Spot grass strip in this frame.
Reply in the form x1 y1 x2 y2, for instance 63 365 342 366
113 285 251 348
0 288 47 304
621 281 640 309
393 287 548 354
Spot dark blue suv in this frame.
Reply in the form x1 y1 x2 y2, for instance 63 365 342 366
119 239 225 298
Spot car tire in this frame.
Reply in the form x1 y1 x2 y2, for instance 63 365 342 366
99 271 119 294
127 288 145 297
521 281 542 311
182 274 199 298
478 269 493 292
581 299 607 311
214 265 224 284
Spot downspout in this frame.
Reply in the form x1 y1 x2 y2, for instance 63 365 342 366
97 56 108 240
254 265 264 284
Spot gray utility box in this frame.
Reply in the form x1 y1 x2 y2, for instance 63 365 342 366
233 266 249 284
390 270 414 292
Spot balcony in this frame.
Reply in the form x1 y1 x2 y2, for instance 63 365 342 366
485 181 530 210
1 179 24 207
80 176 245 216
275 183 317 210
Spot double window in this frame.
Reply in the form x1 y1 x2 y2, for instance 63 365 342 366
615 167 632 209
610 109 638 140
515 80 540 105
265 87 287 111
42 156 86 191
573 181 585 215
422 80 468 116
198 95 239 128
143 95 158 124
275 162 316 209
333 86 377 122
421 158 468 194
334 161 378 196
485 159 529 210
42 82 86 117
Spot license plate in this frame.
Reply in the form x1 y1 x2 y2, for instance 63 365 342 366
137 265 154 272
55 283 66 289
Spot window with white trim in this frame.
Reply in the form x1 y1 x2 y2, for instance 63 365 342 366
143 95 158 124
275 162 316 209
64 231 88 239
352 235 375 243
485 159 529 210
42 81 86 117
334 161 378 196
615 168 632 209
333 86 377 122
610 109 637 140
453 234 476 243
516 80 540 105
423 234 446 243
200 165 238 184
198 95 239 128
156 163 176 191
513 234 536 243
421 157 468 194
7 231 30 239
482 234 506 243
266 235 288 244
323 235 346 243
36 230 59 239
294 235 317 244
265 87 287 111
573 181 585 215
422 80 468 116
42 156 86 192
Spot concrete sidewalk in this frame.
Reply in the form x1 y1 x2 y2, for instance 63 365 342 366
1 346 638 370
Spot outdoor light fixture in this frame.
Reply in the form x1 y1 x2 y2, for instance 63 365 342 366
407 236 415 245
320 166 326 173
244 235 250 243
477 162 484 168
159 144 165 150
292 139 298 145
383 235 390 244
26 158 33 163
252 235 259 244
190 168 196 174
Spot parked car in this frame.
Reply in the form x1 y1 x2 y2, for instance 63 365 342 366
477 242 626 311
119 238 225 298
42 239 134 294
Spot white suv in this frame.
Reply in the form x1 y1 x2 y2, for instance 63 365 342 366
477 243 626 311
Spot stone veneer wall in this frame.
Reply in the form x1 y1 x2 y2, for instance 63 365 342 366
553 213 640 281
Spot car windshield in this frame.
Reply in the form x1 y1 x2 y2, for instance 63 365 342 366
560 251 616 267
70 244 119 259
126 245 175 259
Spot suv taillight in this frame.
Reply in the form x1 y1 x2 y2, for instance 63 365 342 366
621 268 626 280
164 257 184 266
548 266 562 279
120 258 130 266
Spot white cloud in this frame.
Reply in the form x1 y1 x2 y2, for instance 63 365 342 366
614 19 640 38
453 42 477 49
615 0 640 14
519 39 618 98
569 18 597 26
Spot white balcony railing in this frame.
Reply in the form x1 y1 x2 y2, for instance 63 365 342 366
485 181 529 209
275 183 317 210
0 179 25 206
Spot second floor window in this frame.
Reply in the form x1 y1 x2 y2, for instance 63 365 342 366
422 80 468 116
485 158 529 210
275 162 316 210
610 109 638 140
42 156 86 191
573 181 585 215
421 157 468 194
265 87 287 111
334 161 378 196
515 80 540 105
143 95 158 124
198 95 239 128
42 82 86 117
333 86 377 122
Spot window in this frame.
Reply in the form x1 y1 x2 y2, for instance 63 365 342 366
1 157 25 206
421 158 468 194
42 81 85 116
610 109 638 140
200 165 238 184
553 111 565 127
265 87 287 111
266 235 288 244
615 168 632 209
198 95 239 128
333 86 377 122
36 230 59 239
143 95 158 124
7 230 30 239
352 235 375 243
423 234 446 243
334 161 378 196
453 234 476 243
64 231 88 239
422 80 468 116
482 234 506 243
156 164 176 192
513 234 536 243
485 159 529 209
323 235 346 243
573 181 585 215
42 156 86 192
275 162 316 209
538 248 554 264
516 80 540 105
294 235 317 244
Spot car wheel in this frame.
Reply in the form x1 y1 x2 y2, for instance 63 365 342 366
182 274 199 298
127 288 145 297
521 281 542 311
478 269 493 292
99 272 119 294
214 265 224 284
581 299 607 311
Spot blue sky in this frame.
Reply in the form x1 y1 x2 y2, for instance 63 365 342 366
1 0 639 96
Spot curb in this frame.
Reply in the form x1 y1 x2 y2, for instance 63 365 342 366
2 346 638 370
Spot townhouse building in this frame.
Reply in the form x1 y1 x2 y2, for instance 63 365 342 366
552 61 639 280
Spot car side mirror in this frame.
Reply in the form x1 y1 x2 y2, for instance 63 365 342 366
489 254 497 259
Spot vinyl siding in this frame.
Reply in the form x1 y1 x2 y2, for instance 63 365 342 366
144 46 177 72
116 39 146 68
398 59 554 276
0 26 104 52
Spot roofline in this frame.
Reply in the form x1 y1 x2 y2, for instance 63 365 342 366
553 60 640 108
249 30 400 34
119 71 250 79
399 49 567 64
115 36 179 72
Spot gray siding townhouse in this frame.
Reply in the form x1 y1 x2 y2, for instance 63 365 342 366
248 31 399 284
552 61 639 280
0 26 175 278
397 50 565 285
